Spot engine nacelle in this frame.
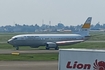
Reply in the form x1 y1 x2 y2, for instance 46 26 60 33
46 42 57 48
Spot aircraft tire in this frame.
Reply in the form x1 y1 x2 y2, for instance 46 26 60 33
46 44 50 50
16 46 19 50
55 46 59 50
46 47 49 50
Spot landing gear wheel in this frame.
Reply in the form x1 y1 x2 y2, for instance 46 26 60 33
46 44 50 50
16 46 19 50
46 47 49 50
55 46 59 50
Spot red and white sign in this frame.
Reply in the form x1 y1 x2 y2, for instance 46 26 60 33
59 49 105 70
66 59 105 70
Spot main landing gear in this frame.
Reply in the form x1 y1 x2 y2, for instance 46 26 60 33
15 46 19 50
45 44 59 50
55 46 59 50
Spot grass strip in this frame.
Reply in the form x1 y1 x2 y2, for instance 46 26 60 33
0 53 58 61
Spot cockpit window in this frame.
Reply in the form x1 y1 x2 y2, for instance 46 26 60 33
13 38 17 40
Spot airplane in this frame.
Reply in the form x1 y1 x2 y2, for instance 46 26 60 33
7 17 92 50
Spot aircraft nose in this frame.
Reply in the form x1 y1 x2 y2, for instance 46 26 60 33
7 40 11 44
7 39 12 44
7 41 9 43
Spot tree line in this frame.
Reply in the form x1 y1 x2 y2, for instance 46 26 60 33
0 22 105 32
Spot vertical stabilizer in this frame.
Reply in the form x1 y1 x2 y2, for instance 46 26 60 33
80 17 92 37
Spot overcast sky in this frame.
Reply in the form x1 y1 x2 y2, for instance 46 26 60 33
0 0 105 26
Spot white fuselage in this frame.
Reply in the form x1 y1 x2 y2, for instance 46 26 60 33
8 34 84 47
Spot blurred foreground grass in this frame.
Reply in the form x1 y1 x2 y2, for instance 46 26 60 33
0 53 58 61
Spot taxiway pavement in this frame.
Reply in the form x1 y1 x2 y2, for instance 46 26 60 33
0 61 58 70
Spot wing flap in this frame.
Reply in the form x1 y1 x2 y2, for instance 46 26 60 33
56 40 84 44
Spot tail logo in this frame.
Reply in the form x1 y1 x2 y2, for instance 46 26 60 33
82 23 90 28
82 17 92 28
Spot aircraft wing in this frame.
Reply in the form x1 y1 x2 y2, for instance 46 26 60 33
56 40 84 44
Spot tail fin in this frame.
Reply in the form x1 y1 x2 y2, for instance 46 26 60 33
80 17 92 37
